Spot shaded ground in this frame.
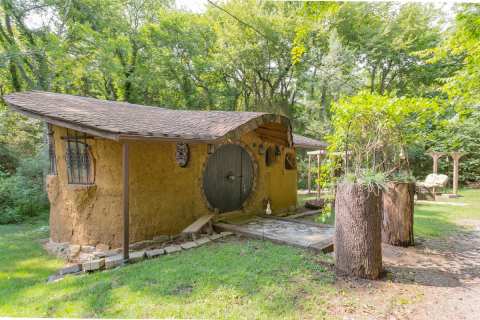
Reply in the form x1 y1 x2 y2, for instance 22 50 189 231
327 189 480 320
0 189 479 319
327 220 480 320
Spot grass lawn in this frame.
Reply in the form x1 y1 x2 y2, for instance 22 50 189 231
0 220 335 318
0 188 478 318
414 188 480 237
299 188 480 237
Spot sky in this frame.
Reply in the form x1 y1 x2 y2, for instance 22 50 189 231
25 0 459 30
175 0 208 13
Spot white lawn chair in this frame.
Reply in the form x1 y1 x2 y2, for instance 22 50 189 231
416 174 449 200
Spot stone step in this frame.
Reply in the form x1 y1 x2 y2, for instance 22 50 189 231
82 259 105 272
146 248 165 258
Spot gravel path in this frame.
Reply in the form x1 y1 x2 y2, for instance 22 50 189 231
329 219 480 319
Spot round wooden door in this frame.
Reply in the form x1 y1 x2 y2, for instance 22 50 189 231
203 144 254 213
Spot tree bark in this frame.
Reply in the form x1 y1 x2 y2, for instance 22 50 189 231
382 182 415 247
335 182 383 279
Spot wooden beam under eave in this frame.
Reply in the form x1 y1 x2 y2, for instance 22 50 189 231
255 127 288 139
256 134 288 146
259 122 288 132
122 142 130 262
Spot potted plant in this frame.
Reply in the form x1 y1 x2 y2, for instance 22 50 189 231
329 93 388 279
379 97 438 247
329 92 438 278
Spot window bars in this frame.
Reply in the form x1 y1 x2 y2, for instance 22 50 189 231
64 129 94 185
47 124 57 175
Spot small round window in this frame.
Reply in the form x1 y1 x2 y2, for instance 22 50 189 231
265 146 275 166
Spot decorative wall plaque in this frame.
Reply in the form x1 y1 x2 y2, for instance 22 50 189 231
285 152 297 170
258 144 266 155
176 143 189 167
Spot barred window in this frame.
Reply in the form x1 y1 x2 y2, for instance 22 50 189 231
64 129 94 185
47 124 57 175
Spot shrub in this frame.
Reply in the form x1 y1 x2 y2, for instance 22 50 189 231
0 143 19 174
329 91 439 183
0 152 49 224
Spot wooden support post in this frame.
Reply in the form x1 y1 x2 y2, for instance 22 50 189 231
307 154 312 193
317 154 321 199
122 142 130 262
427 152 445 199
427 152 445 174
451 152 464 195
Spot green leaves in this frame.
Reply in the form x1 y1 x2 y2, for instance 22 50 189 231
329 91 441 179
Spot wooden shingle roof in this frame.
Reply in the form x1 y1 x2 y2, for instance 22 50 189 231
4 91 292 143
292 134 327 149
4 91 324 147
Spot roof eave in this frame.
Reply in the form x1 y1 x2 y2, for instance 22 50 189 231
118 134 219 144
295 144 327 150
5 102 121 141
221 113 293 147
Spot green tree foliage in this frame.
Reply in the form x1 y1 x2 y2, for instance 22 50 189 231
437 4 480 109
0 151 49 223
335 3 444 96
329 91 439 181
412 4 480 184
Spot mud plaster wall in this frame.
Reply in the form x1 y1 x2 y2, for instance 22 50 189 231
48 125 297 248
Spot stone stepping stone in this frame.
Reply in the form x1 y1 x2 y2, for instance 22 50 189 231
146 248 165 258
94 249 122 259
220 231 234 237
208 233 223 240
180 241 198 250
195 237 211 246
83 259 105 272
129 250 146 263
58 264 82 275
81 245 96 253
105 254 124 269
164 245 182 254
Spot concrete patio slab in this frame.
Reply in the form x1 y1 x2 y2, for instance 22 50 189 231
215 216 334 253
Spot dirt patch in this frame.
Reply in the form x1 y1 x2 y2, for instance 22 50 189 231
327 219 480 320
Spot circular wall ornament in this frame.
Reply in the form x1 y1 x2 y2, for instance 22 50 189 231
176 143 189 167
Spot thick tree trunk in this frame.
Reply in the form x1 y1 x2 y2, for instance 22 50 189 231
335 182 383 279
382 182 415 247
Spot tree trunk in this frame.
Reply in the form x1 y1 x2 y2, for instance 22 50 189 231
335 182 383 279
382 182 415 247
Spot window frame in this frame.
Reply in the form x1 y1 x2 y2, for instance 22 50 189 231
64 129 95 185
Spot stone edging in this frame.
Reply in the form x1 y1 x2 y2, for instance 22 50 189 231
47 232 234 282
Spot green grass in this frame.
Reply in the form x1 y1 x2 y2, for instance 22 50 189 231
1 188 479 318
298 193 318 207
300 189 480 237
414 188 480 238
297 193 336 225
0 220 336 319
